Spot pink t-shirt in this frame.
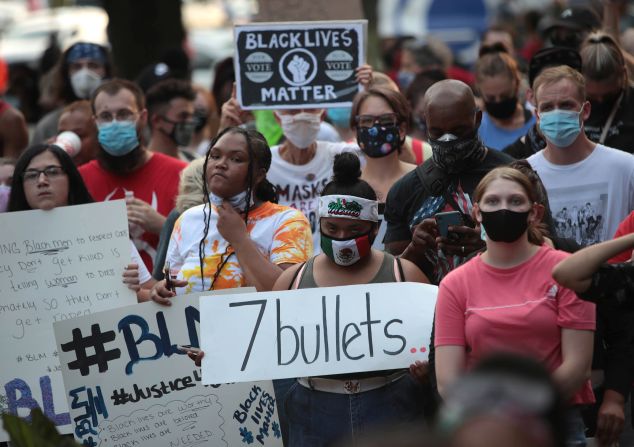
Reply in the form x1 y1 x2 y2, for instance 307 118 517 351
435 245 596 405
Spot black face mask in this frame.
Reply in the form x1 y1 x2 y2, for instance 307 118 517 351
480 209 530 243
589 90 622 120
429 131 485 174
357 124 401 158
193 108 208 132
485 96 517 120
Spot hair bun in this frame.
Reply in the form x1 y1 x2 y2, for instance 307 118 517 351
332 152 362 185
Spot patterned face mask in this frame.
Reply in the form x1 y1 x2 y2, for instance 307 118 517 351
320 231 372 266
429 132 485 174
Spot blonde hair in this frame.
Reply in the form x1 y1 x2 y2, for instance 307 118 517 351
473 166 546 245
581 32 628 87
175 158 205 213
475 51 520 86
533 65 585 105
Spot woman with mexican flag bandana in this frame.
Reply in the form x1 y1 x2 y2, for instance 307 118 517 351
270 151 431 446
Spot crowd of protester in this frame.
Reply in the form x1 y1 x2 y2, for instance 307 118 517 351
4 1 634 446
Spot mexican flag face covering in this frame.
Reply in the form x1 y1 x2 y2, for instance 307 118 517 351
320 232 372 266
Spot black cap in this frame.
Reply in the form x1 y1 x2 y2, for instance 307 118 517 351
135 62 172 93
543 7 601 33
528 46 582 86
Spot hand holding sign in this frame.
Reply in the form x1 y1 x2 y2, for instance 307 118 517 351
219 83 247 132
355 64 373 90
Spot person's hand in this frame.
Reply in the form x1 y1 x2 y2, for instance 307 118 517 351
437 225 484 257
188 349 205 367
216 201 249 247
355 64 373 90
122 263 140 292
596 395 625 446
409 360 429 384
411 218 439 251
150 278 188 306
219 83 246 131
126 197 166 235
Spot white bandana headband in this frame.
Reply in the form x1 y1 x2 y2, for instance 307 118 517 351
318 195 379 222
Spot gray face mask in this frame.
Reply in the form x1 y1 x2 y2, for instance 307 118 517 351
162 116 196 147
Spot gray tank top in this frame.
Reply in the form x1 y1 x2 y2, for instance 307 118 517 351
296 252 401 289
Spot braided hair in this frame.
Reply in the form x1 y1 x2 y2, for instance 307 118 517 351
198 126 277 290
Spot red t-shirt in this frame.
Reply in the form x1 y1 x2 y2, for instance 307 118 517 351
79 152 187 270
435 245 596 405
609 211 634 263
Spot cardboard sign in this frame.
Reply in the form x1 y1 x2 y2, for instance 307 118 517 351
234 20 366 109
54 290 283 447
200 282 437 384
0 201 137 442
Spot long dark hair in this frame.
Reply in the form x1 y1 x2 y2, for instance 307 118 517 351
198 127 277 290
8 144 94 212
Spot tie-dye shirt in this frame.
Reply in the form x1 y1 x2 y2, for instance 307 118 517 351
166 201 313 292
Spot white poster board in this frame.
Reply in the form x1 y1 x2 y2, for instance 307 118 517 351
0 201 137 441
201 282 437 384
54 290 283 447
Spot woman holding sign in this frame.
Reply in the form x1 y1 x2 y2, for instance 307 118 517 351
150 126 313 298
433 166 596 444
8 143 154 297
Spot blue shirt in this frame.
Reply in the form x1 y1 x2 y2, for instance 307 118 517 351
478 110 536 151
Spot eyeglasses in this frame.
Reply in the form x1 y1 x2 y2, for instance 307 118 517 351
95 109 137 124
355 113 399 128
22 165 65 183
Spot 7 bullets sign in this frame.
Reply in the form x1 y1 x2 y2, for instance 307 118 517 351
234 20 366 109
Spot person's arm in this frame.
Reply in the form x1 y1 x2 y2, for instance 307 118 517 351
0 107 28 158
435 346 467 398
126 197 167 235
551 328 594 400
552 233 634 292
399 257 430 283
272 263 304 291
601 0 634 71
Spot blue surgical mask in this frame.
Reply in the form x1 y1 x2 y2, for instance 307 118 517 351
326 107 352 128
97 120 140 156
538 106 583 148
397 71 415 90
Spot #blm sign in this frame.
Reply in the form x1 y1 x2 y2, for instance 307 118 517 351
0 201 136 442
200 282 437 384
234 20 366 109
54 289 283 447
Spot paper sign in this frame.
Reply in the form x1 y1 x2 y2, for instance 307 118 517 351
54 289 283 447
200 282 437 384
0 201 137 441
234 20 366 109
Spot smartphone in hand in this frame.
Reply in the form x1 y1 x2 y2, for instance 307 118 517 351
435 211 465 242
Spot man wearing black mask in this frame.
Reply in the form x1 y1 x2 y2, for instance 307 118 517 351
146 79 198 161
384 80 513 284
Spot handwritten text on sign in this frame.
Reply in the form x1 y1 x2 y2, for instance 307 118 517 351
234 20 366 109
200 282 437 384
0 201 136 442
54 290 282 447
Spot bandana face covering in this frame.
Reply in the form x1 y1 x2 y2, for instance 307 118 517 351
429 132 485 174
320 231 372 266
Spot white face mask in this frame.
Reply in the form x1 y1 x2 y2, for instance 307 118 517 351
70 68 103 99
208 190 253 211
276 112 321 149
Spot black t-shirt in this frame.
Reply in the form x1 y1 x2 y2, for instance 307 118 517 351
502 124 545 159
384 149 514 244
585 87 634 153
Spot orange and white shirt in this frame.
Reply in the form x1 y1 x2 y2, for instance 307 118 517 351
166 201 313 292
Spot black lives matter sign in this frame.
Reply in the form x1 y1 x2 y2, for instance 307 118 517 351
234 21 366 109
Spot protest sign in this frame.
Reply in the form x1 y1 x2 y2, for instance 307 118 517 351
234 20 366 109
200 282 437 384
54 289 283 447
0 201 137 442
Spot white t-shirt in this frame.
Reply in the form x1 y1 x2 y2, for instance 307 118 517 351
268 141 360 252
528 144 634 245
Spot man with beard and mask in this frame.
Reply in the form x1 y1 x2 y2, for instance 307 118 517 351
218 66 372 253
32 42 112 144
527 65 634 246
384 79 513 284
146 79 199 162
503 46 582 159
79 79 188 270
581 32 634 154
